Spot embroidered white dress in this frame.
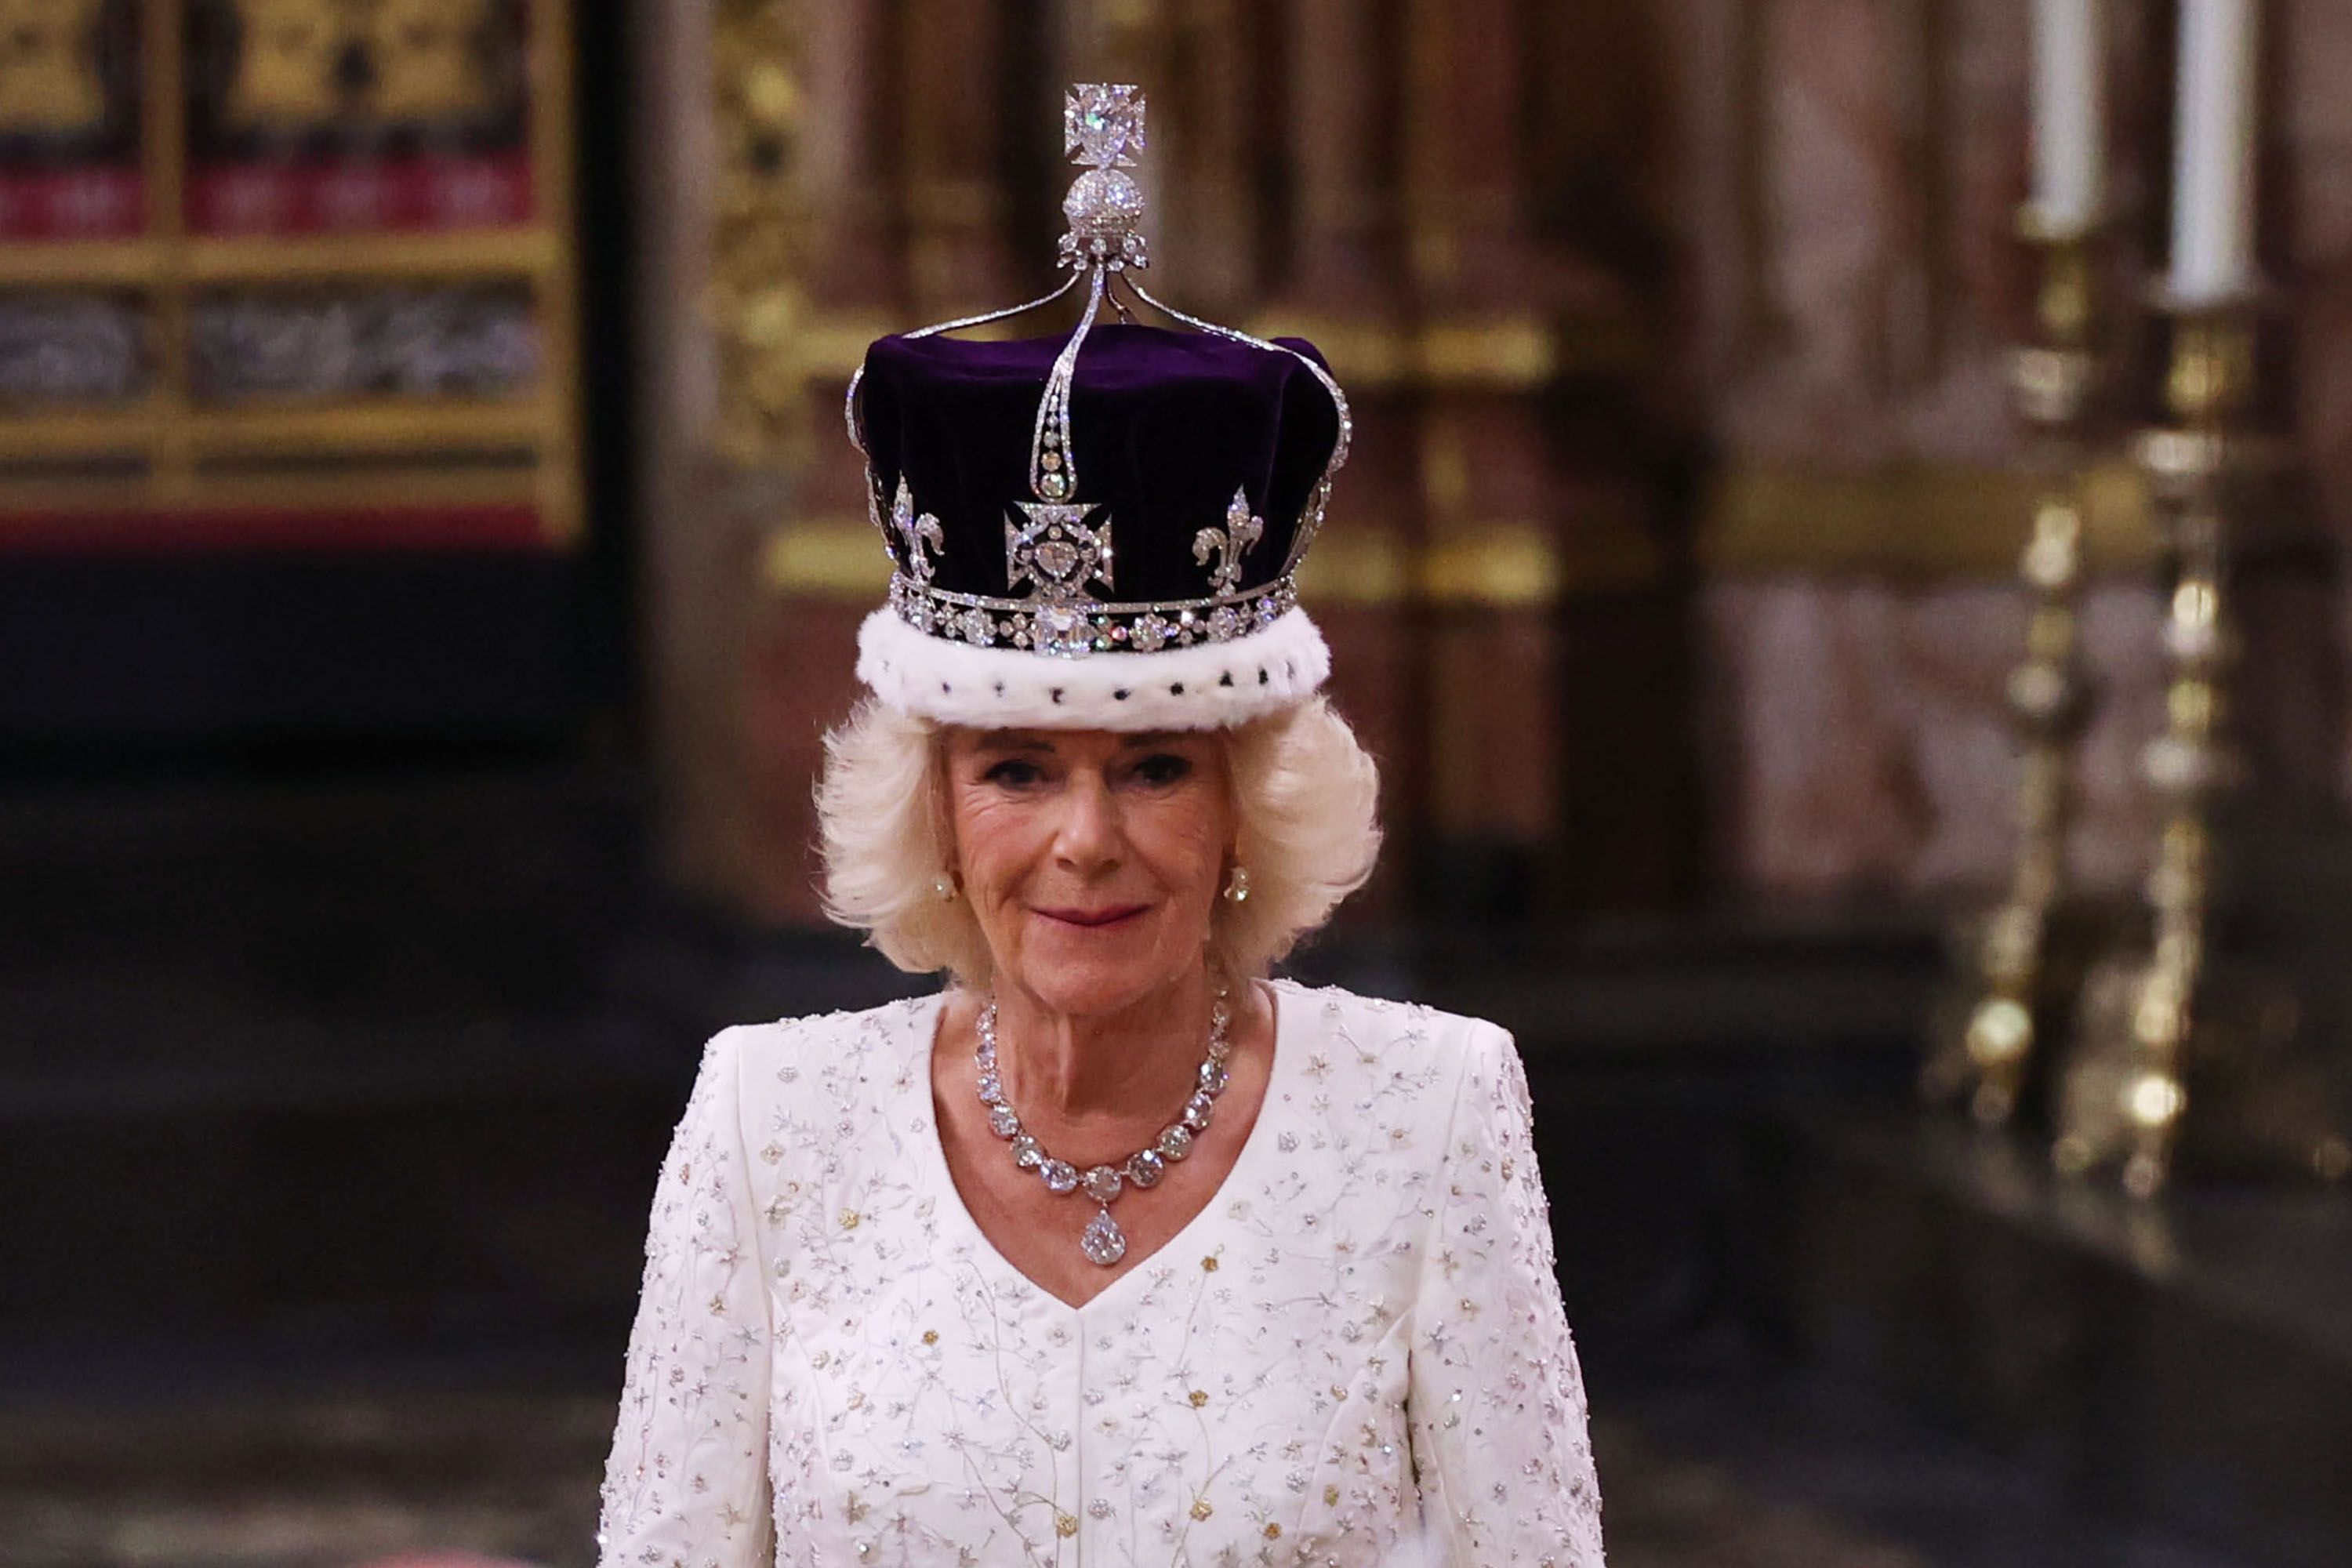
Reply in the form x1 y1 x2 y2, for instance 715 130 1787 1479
597 980 1605 1567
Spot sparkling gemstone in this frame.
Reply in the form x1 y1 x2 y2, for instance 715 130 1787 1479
1033 538 1080 580
1207 1034 1233 1062
1065 83 1146 168
1124 1149 1166 1187
1080 1164 1123 1203
1041 1159 1080 1193
1181 1091 1216 1131
1199 1059 1229 1094
1080 1207 1127 1266
1040 471 1069 499
977 1071 1004 1103
1011 1135 1043 1167
987 1105 1021 1138
1033 604 1090 655
1157 1125 1194 1161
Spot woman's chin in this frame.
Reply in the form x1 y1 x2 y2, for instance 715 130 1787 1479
1004 917 1189 1015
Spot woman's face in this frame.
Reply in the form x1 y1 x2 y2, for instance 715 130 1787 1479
941 727 1235 1018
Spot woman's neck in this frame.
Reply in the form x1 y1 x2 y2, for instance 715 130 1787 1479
987 966 1221 1128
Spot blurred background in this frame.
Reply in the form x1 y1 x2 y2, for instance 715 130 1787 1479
4 2 2349 1565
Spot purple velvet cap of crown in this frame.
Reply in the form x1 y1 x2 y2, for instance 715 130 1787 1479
855 324 1341 608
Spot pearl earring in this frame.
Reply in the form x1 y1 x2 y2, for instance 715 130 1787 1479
934 873 958 902
1222 864 1250 903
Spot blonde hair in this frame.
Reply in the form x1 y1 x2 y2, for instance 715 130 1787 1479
817 697 1381 983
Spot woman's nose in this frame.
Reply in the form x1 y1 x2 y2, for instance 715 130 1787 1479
1052 772 1123 868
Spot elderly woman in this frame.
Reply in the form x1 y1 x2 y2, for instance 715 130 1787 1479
597 87 1602 1568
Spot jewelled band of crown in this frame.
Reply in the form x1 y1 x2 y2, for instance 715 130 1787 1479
887 572 1301 658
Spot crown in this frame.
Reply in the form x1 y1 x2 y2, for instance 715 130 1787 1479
844 85 1352 730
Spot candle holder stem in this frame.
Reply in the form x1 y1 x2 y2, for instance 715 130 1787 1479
2054 299 2271 1198
1924 219 2107 1128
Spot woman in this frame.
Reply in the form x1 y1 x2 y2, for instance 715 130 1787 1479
597 85 1603 1567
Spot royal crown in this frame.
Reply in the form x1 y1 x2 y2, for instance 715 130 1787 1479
845 85 1352 729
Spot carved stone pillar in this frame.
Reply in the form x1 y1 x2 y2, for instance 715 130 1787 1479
1402 0 1534 301
1258 0 1416 922
802 0 900 308
633 0 758 907
1398 0 1568 915
900 0 1018 311
1283 0 1396 307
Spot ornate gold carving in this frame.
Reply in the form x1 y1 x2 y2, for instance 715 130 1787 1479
0 0 107 134
707 0 811 464
363 0 495 123
226 0 345 128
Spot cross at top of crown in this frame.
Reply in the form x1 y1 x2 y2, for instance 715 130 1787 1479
1065 83 1146 169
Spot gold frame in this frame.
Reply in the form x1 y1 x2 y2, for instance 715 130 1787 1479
0 0 584 545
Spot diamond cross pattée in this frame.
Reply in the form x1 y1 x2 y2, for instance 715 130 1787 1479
1065 84 1145 169
1007 502 1115 599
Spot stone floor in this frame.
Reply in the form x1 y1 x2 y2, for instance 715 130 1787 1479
0 1354 2254 1568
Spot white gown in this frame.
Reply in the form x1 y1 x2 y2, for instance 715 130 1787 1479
596 980 1606 1567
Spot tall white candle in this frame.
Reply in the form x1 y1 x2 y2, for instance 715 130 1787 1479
2031 0 2106 233
2169 0 2262 302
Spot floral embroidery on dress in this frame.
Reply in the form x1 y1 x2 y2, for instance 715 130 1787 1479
598 982 1605 1567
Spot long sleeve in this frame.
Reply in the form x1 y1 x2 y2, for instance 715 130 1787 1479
598 1025 775 1567
1407 1021 1605 1566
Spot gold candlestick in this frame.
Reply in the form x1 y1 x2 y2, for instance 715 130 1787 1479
1922 211 2107 1128
2054 296 2348 1198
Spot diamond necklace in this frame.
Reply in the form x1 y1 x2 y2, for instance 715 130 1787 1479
975 987 1234 1267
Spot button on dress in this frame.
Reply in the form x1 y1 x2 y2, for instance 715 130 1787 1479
597 980 1605 1566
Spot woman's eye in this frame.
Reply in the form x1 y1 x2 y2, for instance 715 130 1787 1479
1131 753 1193 786
982 759 1044 787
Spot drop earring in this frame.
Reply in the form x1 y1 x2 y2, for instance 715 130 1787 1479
1222 864 1250 903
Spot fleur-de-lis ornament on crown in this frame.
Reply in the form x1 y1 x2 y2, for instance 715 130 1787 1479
890 477 944 583
1194 488 1265 597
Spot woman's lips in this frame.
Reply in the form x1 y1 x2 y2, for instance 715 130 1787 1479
1034 903 1149 928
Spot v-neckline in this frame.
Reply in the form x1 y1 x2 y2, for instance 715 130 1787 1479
910 978 1293 1317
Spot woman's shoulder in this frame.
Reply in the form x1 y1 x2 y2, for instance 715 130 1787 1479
699 992 939 1097
1269 978 1515 1076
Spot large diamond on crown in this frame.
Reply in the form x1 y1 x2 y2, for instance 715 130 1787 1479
1007 501 1115 657
1007 503 1114 596
1065 84 1145 169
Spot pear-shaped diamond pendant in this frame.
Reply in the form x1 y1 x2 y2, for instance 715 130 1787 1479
1080 1207 1127 1265
978 989 1233 1265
